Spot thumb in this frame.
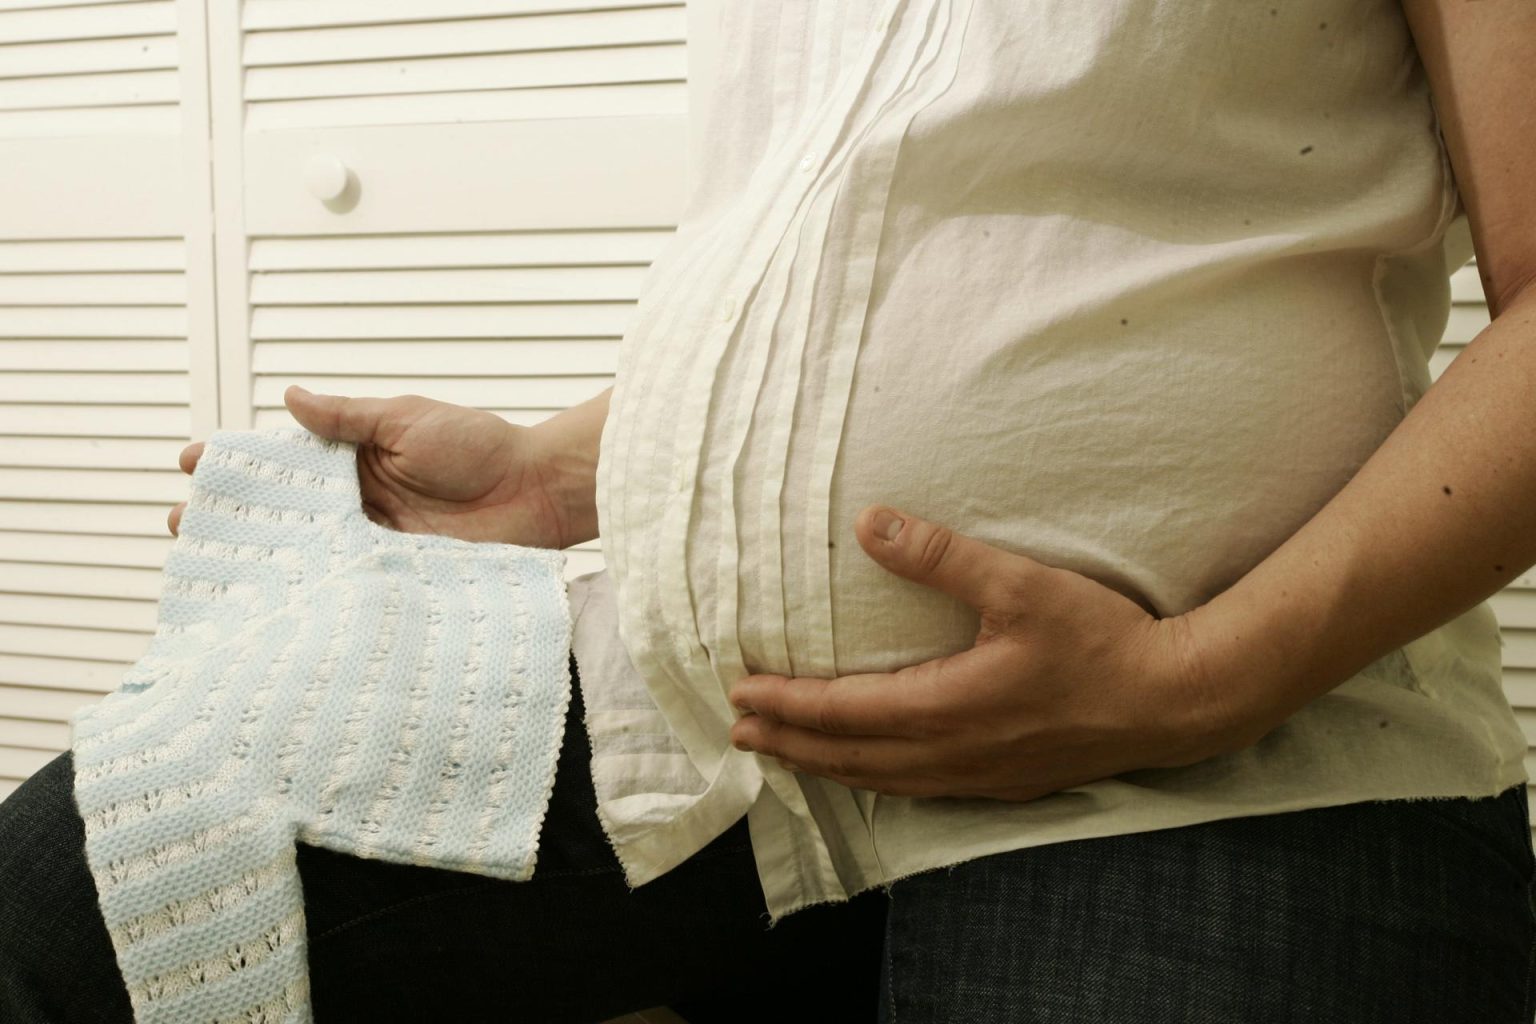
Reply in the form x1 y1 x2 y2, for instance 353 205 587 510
856 504 1034 613
284 385 388 446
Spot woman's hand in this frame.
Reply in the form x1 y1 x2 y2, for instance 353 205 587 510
726 505 1259 801
167 386 573 549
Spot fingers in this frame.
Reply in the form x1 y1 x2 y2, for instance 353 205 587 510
856 505 1036 618
728 717 942 795
284 385 393 446
728 666 947 739
173 441 201 535
179 441 203 475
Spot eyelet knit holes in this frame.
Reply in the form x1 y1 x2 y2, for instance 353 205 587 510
74 426 574 1021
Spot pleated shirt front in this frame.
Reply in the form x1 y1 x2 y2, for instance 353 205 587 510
574 0 1530 923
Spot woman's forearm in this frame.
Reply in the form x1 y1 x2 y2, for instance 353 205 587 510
530 385 611 548
1180 285 1536 752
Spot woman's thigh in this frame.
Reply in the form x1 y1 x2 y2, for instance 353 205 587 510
0 749 134 1024
298 654 888 1022
879 785 1536 1024
0 651 888 1024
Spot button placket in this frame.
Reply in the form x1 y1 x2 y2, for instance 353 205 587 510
800 0 968 681
645 0 932 763
706 188 816 699
654 0 915 647
653 0 921 660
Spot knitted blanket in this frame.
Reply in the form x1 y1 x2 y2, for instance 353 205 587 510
67 426 574 1023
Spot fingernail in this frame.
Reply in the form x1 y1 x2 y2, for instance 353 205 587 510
873 508 904 542
777 760 801 772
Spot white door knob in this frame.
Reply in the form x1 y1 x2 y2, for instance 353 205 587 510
305 155 350 202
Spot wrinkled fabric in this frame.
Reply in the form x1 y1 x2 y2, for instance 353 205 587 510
574 0 1529 923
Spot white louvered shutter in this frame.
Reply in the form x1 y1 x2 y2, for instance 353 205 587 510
213 0 718 584
0 0 219 798
0 0 724 799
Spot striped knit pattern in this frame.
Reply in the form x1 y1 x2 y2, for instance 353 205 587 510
67 426 573 1024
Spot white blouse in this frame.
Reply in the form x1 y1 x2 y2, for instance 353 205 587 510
571 0 1529 923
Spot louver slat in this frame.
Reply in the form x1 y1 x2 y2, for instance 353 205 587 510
0 0 193 793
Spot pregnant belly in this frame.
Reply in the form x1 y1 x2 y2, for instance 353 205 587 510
814 331 1403 679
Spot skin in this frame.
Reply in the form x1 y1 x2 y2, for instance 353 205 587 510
169 385 610 551
172 0 1536 801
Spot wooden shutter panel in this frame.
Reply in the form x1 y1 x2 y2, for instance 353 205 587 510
209 0 705 586
0 0 219 797
240 0 687 131
0 0 723 800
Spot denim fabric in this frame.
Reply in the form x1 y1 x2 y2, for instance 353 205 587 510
878 782 1536 1023
0 652 886 1024
1 648 1532 1023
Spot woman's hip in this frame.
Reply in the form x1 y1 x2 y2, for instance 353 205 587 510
879 784 1536 1024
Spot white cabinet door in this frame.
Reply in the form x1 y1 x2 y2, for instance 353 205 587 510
0 0 723 796
0 0 217 792
209 0 723 584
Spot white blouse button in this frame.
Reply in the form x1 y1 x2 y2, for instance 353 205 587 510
797 152 817 173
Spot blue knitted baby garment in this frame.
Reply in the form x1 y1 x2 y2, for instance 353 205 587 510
68 426 574 1023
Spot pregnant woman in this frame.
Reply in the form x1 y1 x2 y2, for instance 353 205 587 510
5 1 1536 1021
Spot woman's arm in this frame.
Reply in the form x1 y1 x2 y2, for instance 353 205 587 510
527 385 612 548
1183 0 1536 749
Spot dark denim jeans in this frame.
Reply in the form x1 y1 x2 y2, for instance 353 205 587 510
2 648 1533 1023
